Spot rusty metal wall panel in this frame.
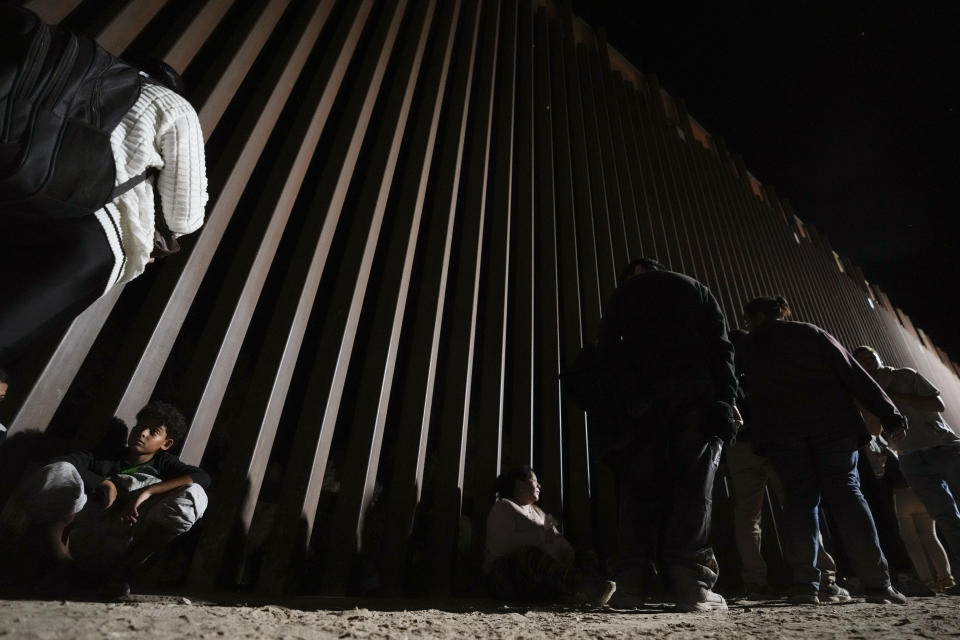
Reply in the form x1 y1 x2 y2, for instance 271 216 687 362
6 0 959 598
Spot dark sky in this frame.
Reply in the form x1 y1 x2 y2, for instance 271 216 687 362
572 1 960 360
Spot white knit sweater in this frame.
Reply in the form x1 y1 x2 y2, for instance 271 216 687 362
94 78 207 290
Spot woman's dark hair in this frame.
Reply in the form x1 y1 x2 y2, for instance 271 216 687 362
136 400 187 443
743 295 791 320
495 465 534 500
619 257 665 283
128 57 188 97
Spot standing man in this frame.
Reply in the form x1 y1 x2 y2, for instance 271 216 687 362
853 345 960 596
598 258 740 612
739 296 908 604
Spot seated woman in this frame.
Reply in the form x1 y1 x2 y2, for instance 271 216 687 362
482 465 615 605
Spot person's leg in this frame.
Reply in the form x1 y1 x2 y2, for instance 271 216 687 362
812 434 890 590
900 448 960 568
0 215 113 363
894 488 935 584
616 433 668 593
485 546 572 601
660 407 725 608
726 440 770 588
763 436 822 594
125 484 208 569
913 504 952 584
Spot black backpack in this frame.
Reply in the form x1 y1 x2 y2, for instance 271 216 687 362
0 5 143 219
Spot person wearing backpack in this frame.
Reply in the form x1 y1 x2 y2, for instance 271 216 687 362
0 7 207 364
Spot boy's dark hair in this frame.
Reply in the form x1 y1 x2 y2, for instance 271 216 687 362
619 257 665 284
136 400 187 443
495 465 534 500
0 367 8 385
744 295 790 320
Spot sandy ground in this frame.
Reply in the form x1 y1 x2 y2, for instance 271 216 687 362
1 594 959 639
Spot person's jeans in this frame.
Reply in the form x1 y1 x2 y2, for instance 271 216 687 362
726 439 837 586
616 404 724 599
763 433 890 590
899 444 960 568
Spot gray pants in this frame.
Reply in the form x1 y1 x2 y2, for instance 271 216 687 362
1 461 207 571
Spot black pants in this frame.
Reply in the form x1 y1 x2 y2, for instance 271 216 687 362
0 214 113 363
615 403 724 597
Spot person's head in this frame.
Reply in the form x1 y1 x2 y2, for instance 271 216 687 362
128 400 187 456
495 465 540 506
743 295 791 330
619 257 665 284
0 368 8 404
129 57 188 97
853 345 883 373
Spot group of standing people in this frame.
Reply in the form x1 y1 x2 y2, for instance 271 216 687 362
482 258 960 611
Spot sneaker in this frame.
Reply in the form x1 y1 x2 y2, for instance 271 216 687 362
943 583 960 597
864 585 908 604
818 581 852 603
785 584 819 605
676 589 728 612
743 582 775 600
935 575 956 592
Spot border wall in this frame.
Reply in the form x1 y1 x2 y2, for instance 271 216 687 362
7 0 959 595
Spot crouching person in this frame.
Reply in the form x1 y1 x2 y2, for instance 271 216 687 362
483 466 616 606
0 400 208 597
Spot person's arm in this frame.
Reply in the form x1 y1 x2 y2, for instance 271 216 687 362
119 474 196 525
51 450 107 495
702 288 737 406
157 107 207 236
825 332 906 438
154 452 212 489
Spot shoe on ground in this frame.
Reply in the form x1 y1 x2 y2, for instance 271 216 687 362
675 588 728 612
743 582 775 600
935 575 955 591
818 581 852 603
943 583 960 597
897 573 936 597
864 585 908 604
785 584 819 605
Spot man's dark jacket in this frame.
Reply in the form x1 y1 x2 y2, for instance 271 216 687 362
738 319 902 447
597 269 737 408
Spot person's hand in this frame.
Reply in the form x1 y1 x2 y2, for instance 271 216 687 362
119 489 153 525
95 479 118 510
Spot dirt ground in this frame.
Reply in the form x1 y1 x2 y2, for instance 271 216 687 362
2 594 959 639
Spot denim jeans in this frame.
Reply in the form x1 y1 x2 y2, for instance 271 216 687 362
616 404 724 598
899 443 960 568
763 433 890 590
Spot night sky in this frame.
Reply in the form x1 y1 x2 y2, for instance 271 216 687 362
572 1 960 361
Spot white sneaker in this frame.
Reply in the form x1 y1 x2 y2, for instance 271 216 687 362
676 589 728 612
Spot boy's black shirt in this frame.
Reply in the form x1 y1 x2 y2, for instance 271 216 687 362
53 449 212 494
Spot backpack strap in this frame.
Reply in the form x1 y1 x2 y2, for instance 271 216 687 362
109 166 158 201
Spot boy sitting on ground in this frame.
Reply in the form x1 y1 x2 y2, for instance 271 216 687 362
0 400 209 596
